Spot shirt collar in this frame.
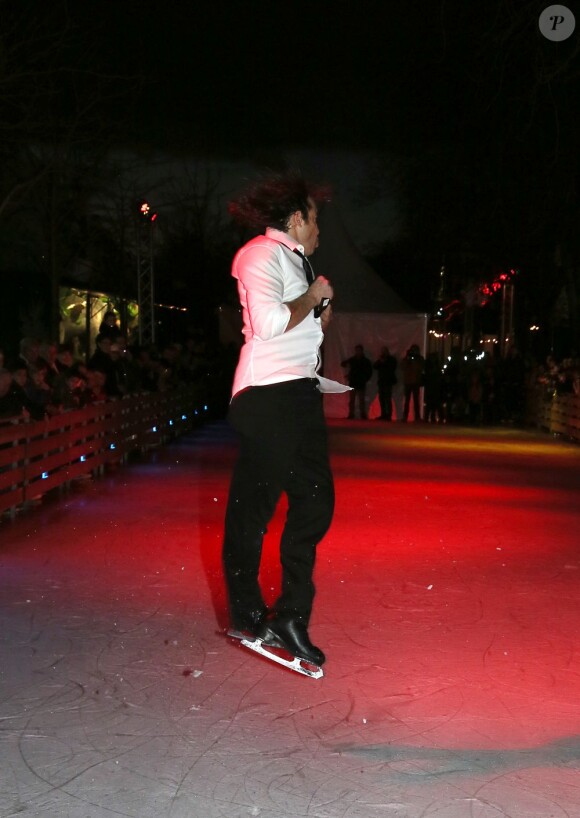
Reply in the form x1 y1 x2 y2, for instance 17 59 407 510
265 227 304 255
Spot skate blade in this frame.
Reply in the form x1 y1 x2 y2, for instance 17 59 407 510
240 638 324 679
226 628 247 641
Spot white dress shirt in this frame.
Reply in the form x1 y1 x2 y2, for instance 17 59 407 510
231 227 350 398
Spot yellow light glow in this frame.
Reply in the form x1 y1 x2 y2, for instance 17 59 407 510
348 429 580 458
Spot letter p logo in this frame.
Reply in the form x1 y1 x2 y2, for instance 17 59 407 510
539 5 576 40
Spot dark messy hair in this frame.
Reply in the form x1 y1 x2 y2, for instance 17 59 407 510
228 170 331 232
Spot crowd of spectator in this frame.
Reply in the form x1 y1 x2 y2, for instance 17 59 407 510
0 313 236 425
421 345 528 425
339 341 580 426
423 345 580 425
533 353 580 398
3 315 579 430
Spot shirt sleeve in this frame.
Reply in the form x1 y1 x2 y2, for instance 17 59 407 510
236 245 292 341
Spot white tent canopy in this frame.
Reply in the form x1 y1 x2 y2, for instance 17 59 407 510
311 203 414 314
312 204 428 419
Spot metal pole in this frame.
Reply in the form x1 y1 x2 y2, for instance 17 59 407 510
500 286 507 357
508 284 514 348
136 212 155 347
137 222 143 346
150 221 155 345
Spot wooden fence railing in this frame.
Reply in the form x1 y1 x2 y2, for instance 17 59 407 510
0 386 209 519
526 387 580 442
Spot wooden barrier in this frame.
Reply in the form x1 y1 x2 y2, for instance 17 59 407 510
0 386 208 519
526 387 580 442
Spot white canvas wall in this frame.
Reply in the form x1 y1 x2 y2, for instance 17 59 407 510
322 311 428 419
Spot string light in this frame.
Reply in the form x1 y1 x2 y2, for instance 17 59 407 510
477 268 518 305
155 302 188 312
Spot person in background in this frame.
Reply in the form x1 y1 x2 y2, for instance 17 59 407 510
24 362 56 417
6 361 39 419
401 344 425 422
114 338 140 394
55 343 76 375
134 346 162 392
500 344 526 423
423 352 444 423
341 344 373 419
98 310 123 341
84 367 108 403
158 343 182 391
466 367 484 424
52 364 89 410
0 368 29 422
18 337 41 371
38 341 60 386
88 335 121 397
373 346 397 420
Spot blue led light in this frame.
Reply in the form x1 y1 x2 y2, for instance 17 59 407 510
152 426 157 432
203 405 208 411
169 420 173 426
80 455 86 462
181 414 187 420
41 471 48 479
110 443 116 450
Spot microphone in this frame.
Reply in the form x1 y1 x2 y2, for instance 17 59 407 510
314 298 331 318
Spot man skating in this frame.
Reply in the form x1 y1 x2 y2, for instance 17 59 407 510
222 171 349 675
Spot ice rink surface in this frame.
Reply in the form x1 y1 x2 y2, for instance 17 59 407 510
1 420 579 818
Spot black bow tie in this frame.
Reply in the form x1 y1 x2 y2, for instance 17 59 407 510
293 248 314 285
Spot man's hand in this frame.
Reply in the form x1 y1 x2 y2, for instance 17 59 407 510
311 276 333 319
309 276 333 304
285 276 334 332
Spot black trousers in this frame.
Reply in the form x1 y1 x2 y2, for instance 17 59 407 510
348 387 367 418
403 384 421 420
223 379 334 626
377 385 393 419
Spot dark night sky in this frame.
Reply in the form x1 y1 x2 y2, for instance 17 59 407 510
1 0 578 347
68 2 480 240
77 0 468 154
19 0 574 197
64 0 580 316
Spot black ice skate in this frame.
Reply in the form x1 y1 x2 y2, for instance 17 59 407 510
240 617 325 679
226 608 268 641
